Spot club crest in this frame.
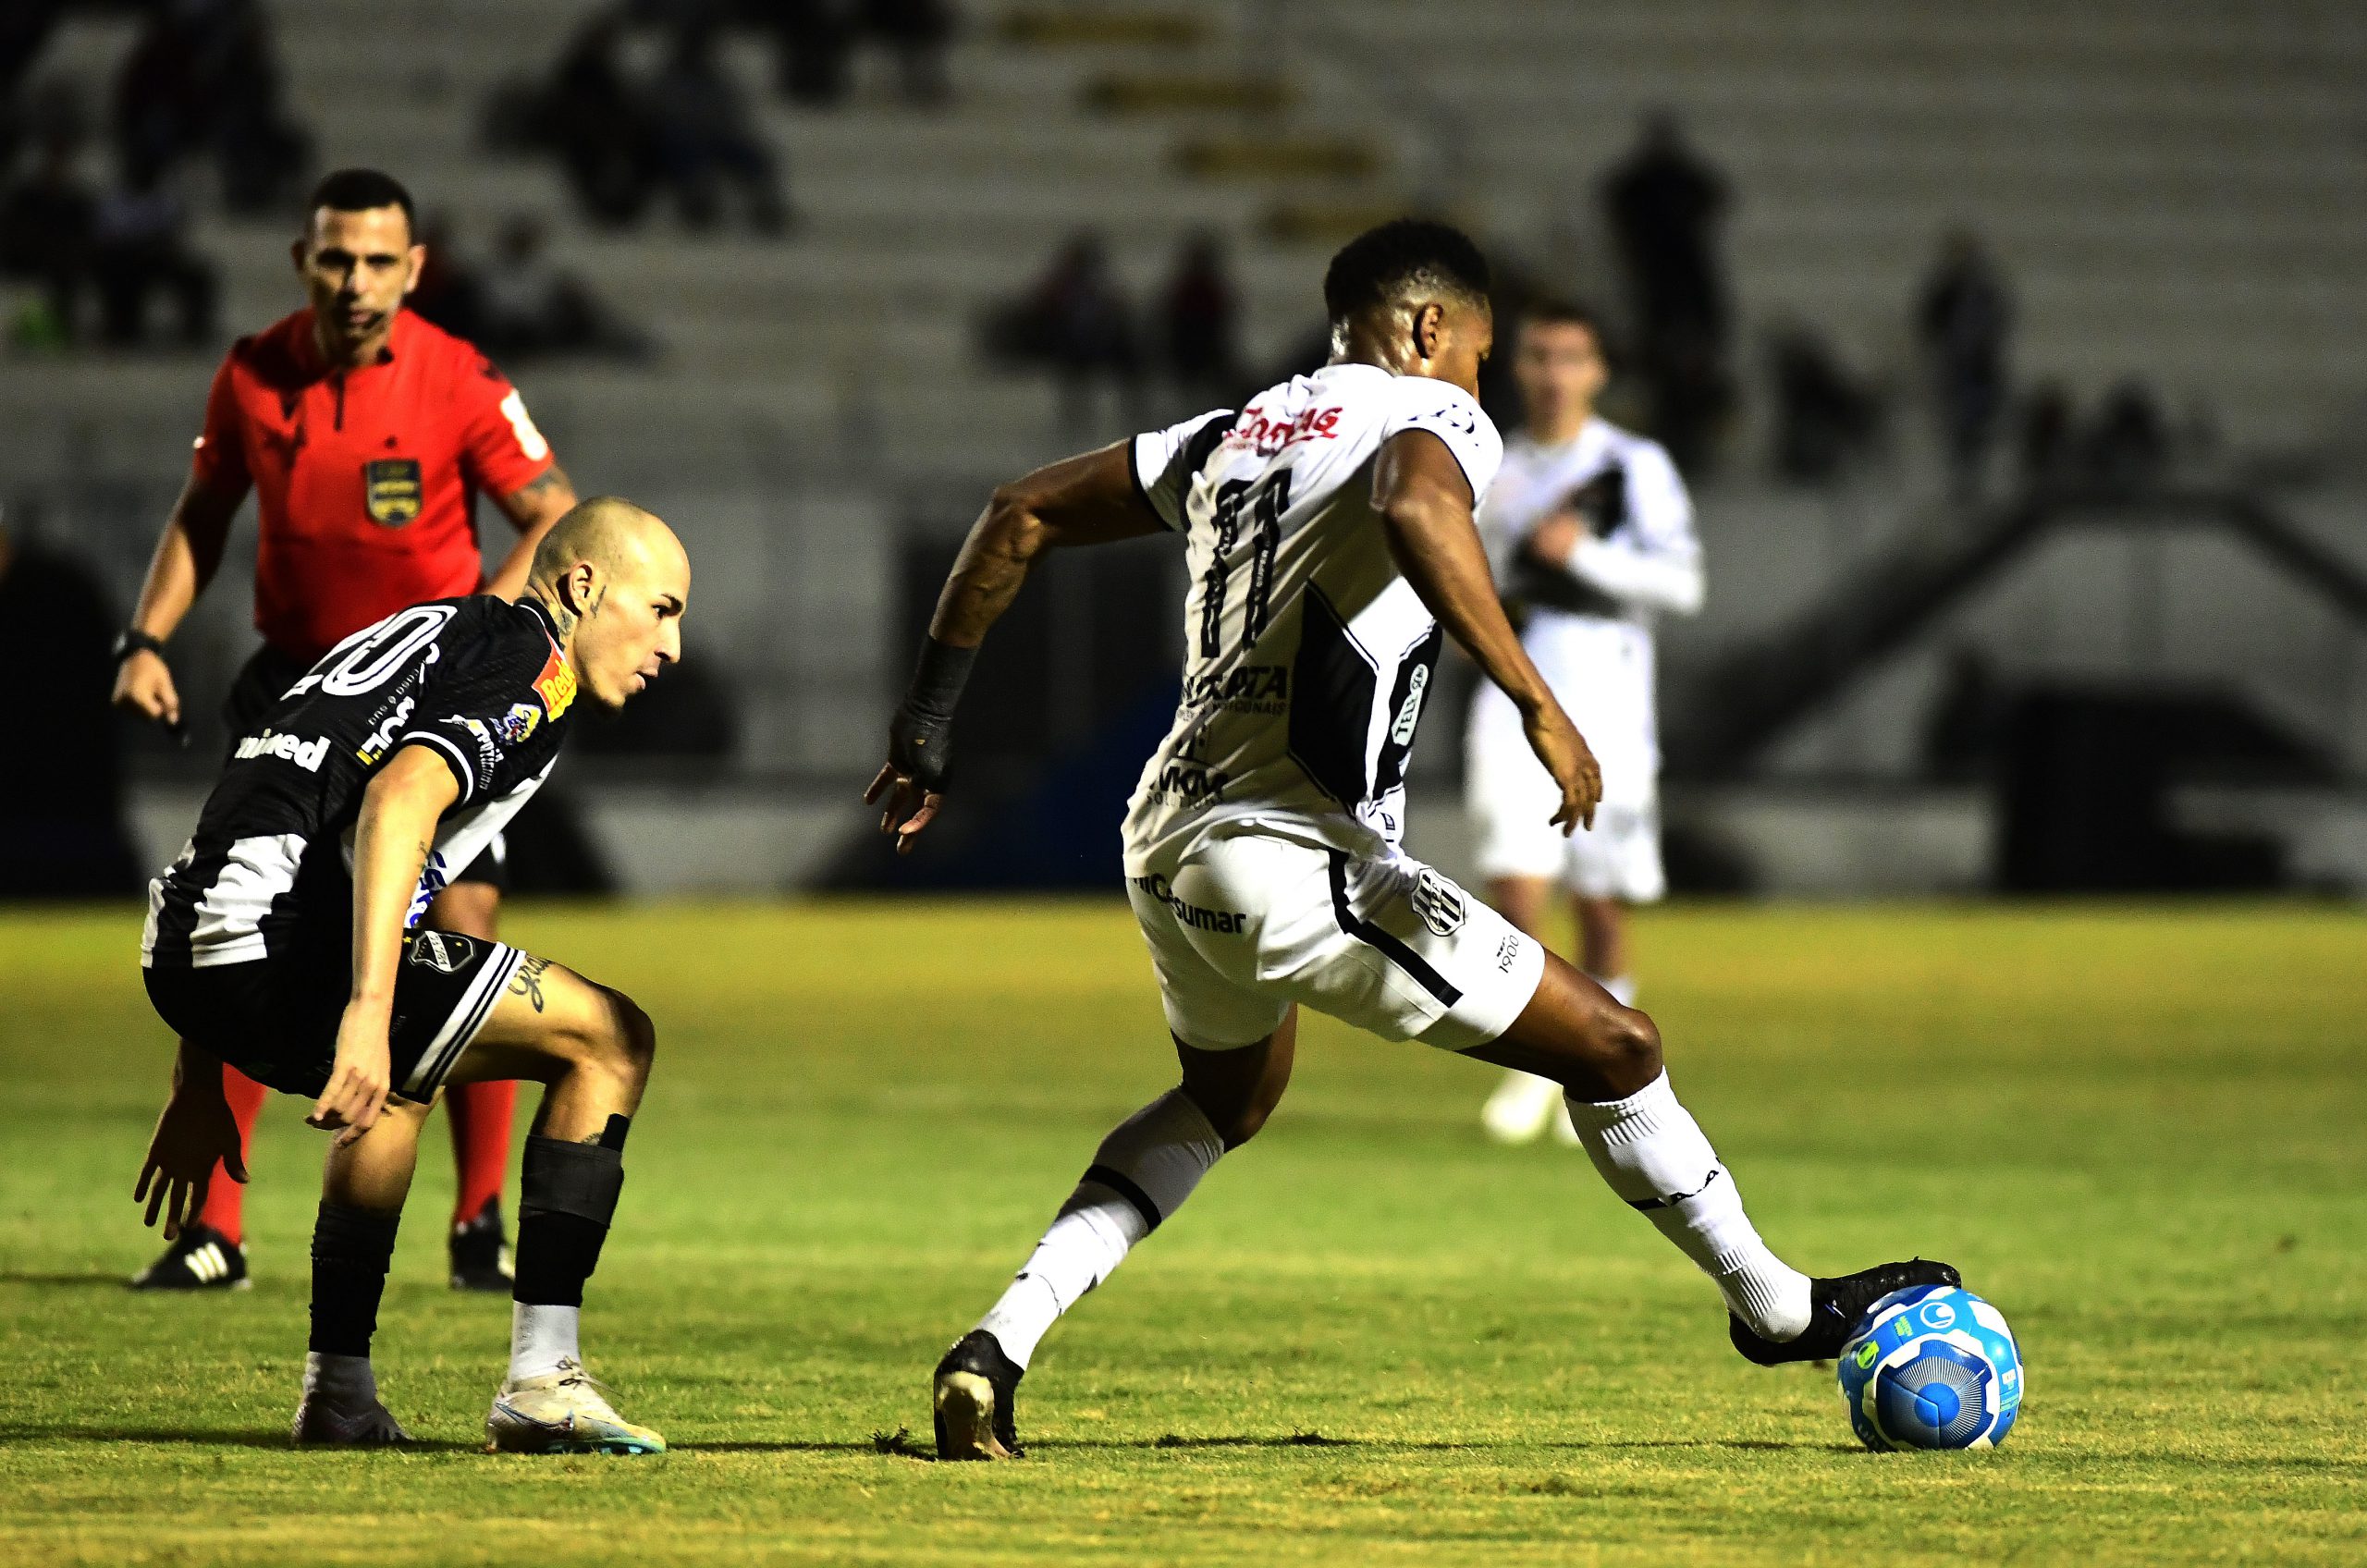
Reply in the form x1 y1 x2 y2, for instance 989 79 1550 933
1412 868 1466 937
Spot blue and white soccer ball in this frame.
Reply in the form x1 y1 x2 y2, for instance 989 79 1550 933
1837 1284 2022 1452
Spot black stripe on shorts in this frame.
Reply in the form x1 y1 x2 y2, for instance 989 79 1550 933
1327 851 1462 1008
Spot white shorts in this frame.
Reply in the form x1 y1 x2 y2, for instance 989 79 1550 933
1466 737 1666 902
1125 827 1546 1053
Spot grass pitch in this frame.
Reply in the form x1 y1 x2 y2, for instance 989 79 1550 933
3 899 2362 1564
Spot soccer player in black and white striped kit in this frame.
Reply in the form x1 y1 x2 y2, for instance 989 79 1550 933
869 221 1957 1459
135 498 687 1453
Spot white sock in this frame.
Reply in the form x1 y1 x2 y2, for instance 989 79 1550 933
975 1088 1225 1368
509 1303 582 1381
1564 1071 1811 1340
301 1351 378 1407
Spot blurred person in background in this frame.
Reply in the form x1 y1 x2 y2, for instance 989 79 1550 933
1916 229 2013 500
0 128 96 346
108 169 582 1294
1157 230 1241 409
89 152 218 349
535 11 662 227
0 509 141 898
1763 317 1883 484
1465 300 1703 1145
472 214 651 361
987 230 1139 430
1600 111 1734 474
112 0 310 216
646 20 792 233
865 0 954 105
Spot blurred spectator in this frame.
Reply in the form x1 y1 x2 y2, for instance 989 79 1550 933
2082 379 2170 493
539 12 663 227
1916 229 2014 500
89 153 217 348
1600 110 1735 474
1157 231 1238 406
984 231 1139 429
406 210 487 342
1764 320 1883 484
647 22 793 233
477 214 652 361
757 1 857 105
2017 380 2076 487
0 129 96 345
0 512 141 898
113 0 310 217
865 0 953 105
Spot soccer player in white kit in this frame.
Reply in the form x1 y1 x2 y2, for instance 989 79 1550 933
1468 300 1704 1145
868 221 1955 1460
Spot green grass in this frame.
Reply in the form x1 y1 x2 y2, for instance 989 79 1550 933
3 900 2363 1564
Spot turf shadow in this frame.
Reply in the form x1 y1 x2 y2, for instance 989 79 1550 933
0 1271 144 1288
0 1424 480 1453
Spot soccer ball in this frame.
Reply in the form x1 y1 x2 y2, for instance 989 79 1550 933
1837 1284 2022 1451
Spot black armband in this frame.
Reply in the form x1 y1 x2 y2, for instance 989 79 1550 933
113 629 168 665
901 635 978 721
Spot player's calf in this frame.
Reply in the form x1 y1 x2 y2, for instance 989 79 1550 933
448 961 665 1454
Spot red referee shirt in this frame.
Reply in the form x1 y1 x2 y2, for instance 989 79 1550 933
190 308 556 662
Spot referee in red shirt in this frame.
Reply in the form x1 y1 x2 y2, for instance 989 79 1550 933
111 170 580 1292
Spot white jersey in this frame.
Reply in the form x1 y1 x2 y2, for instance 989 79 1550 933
1467 418 1700 801
1121 362 1503 874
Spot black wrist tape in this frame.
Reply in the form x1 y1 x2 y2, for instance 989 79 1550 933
902 636 977 721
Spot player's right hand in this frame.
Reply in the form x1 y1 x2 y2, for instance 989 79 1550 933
865 702 951 854
134 1088 250 1241
112 648 181 727
1524 700 1602 834
310 1005 393 1149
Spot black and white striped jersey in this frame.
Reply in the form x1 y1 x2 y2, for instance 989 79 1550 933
142 596 578 969
1120 364 1503 874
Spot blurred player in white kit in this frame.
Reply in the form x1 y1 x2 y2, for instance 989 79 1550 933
1466 300 1703 1145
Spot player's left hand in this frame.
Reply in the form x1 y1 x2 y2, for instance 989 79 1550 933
134 1089 250 1240
311 1005 394 1148
1524 510 1586 570
865 702 952 854
1523 698 1603 834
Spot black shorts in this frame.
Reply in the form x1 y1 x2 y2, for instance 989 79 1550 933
227 643 507 890
143 929 526 1102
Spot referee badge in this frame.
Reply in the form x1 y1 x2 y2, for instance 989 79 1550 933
364 459 423 527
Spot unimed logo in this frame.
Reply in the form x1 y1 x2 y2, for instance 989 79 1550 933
234 729 330 771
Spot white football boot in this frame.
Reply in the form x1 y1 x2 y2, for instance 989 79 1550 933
485 1359 666 1455
1481 1070 1575 1145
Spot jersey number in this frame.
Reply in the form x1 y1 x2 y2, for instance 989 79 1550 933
288 604 457 699
1198 471 1291 659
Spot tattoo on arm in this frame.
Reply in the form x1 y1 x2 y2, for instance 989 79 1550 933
509 466 571 508
507 954 553 1012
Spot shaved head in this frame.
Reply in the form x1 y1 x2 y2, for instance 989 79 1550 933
529 496 690 711
530 496 683 590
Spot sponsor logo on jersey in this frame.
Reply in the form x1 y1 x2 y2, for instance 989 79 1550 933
234 729 330 771
356 694 415 765
1182 664 1290 714
495 701 541 744
1388 665 1430 745
445 717 504 789
1412 867 1466 937
363 459 423 527
1148 760 1231 805
533 649 578 719
1130 874 1247 935
1225 403 1343 456
408 928 476 973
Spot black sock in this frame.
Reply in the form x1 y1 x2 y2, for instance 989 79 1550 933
513 1123 627 1308
309 1205 400 1357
